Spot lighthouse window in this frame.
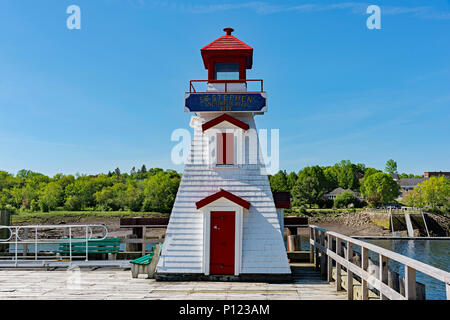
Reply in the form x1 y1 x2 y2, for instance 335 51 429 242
216 132 234 165
214 62 239 80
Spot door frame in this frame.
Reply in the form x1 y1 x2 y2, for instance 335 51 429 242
202 202 243 276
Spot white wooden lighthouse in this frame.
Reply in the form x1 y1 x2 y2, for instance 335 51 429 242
156 28 291 281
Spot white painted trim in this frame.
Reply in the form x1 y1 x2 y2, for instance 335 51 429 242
203 210 211 275
204 126 245 168
199 200 245 276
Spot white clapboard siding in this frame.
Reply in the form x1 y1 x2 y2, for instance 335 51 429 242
157 113 291 275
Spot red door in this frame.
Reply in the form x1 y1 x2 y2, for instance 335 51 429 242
210 211 235 275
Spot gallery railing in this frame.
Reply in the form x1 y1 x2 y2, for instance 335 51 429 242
0 224 108 265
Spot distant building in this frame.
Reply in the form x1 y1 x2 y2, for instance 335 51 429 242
390 173 399 181
398 178 428 199
324 187 361 201
424 171 450 178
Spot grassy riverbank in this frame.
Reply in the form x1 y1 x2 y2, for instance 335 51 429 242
284 207 365 216
11 211 168 224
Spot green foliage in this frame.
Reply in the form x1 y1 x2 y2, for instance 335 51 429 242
364 168 381 178
385 159 398 175
404 190 424 208
334 191 357 208
292 175 324 208
269 170 288 192
142 171 181 213
94 183 127 211
286 172 298 190
415 176 450 209
0 166 180 214
324 167 339 190
298 166 328 191
361 172 399 207
39 182 64 212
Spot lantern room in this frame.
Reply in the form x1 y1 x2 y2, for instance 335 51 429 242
185 27 267 113
201 27 253 81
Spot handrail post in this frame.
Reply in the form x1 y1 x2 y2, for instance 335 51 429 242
142 226 147 256
446 283 450 300
336 238 342 291
35 227 38 261
380 254 389 300
314 229 319 270
69 227 72 261
320 230 326 278
14 227 17 266
361 247 369 300
347 241 354 300
309 227 314 263
85 226 88 262
405 266 417 300
327 234 333 283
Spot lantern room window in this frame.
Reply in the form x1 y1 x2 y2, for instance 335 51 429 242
214 62 239 80
216 132 234 165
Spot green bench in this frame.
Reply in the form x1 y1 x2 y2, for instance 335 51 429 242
56 238 121 259
130 243 162 278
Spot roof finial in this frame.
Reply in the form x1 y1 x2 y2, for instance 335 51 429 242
224 27 234 36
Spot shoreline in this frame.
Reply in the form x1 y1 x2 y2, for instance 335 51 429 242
8 210 449 238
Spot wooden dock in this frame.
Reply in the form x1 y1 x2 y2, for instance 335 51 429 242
0 263 346 300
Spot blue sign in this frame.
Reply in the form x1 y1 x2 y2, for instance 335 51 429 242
185 93 267 112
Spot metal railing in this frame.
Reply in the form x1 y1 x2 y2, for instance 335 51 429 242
0 224 108 265
309 225 450 300
189 79 264 93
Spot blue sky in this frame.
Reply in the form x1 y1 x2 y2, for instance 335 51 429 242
0 0 449 176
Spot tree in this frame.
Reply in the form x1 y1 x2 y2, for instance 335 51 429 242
338 165 359 190
125 182 144 211
142 171 181 213
269 170 288 192
114 167 121 176
416 176 450 209
361 172 399 207
39 182 64 212
286 172 298 191
324 167 339 191
139 165 147 174
291 176 324 208
385 159 398 175
355 163 366 175
404 189 424 208
334 191 357 208
94 183 126 211
298 166 328 191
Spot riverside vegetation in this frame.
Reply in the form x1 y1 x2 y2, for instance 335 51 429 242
1 160 449 219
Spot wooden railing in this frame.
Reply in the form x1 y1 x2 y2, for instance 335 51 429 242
309 225 450 300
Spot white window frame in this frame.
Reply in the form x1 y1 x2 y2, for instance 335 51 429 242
199 198 245 276
204 125 245 169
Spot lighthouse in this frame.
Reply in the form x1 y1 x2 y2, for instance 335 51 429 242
156 28 291 281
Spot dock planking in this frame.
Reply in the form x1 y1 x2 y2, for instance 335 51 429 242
0 263 346 300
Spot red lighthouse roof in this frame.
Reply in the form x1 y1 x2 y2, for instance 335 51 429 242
201 27 253 70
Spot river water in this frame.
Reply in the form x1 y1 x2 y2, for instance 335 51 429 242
366 239 449 300
298 237 449 299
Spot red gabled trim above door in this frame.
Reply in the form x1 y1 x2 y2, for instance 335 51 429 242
202 114 249 132
196 189 250 210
